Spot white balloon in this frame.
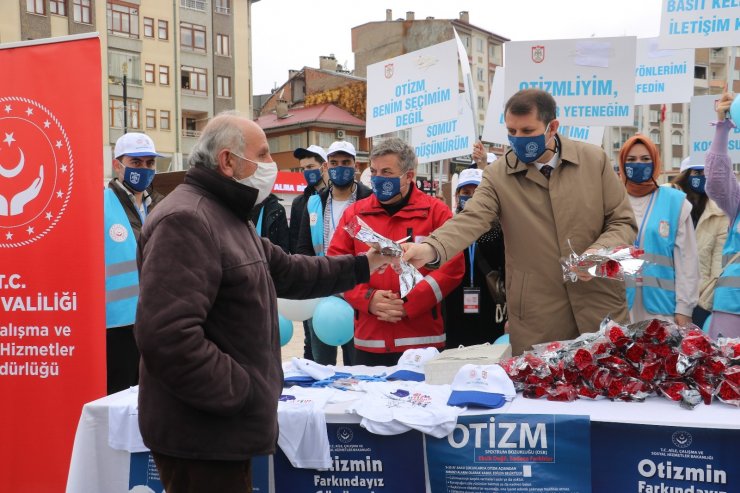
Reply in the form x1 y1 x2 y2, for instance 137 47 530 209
277 298 321 321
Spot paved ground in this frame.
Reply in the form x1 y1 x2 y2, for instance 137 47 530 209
281 321 344 365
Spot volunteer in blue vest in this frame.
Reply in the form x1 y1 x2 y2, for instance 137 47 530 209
105 132 164 394
705 91 740 338
328 138 465 366
289 144 329 360
295 140 372 365
618 134 698 326
249 190 289 254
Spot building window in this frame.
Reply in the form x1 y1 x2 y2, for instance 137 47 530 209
143 17 154 38
346 135 360 150
108 1 140 39
672 131 683 146
216 75 231 98
216 33 230 56
50 0 67 16
649 110 659 123
461 35 470 48
160 110 171 130
318 133 334 148
289 134 304 150
650 130 660 145
180 22 206 52
477 96 485 109
476 38 484 53
181 65 207 94
671 112 683 124
158 19 169 40
488 44 503 66
215 0 230 14
73 0 91 23
144 63 155 84
476 67 485 82
26 0 45 14
108 50 141 85
146 109 156 129
267 136 280 152
159 65 170 85
109 96 141 129
181 0 207 12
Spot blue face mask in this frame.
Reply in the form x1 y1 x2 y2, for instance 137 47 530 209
328 166 354 187
303 168 322 187
371 176 401 202
507 123 551 163
457 195 471 211
123 166 155 192
624 162 654 184
689 175 706 194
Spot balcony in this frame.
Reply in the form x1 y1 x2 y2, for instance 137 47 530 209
215 6 230 14
181 0 207 12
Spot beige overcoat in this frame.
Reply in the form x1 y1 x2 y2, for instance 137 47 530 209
426 135 637 354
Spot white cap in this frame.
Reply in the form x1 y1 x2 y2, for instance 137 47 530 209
293 144 328 163
679 157 703 173
387 347 440 381
114 132 162 159
457 168 483 189
447 364 516 409
291 357 335 381
327 140 356 158
486 152 496 164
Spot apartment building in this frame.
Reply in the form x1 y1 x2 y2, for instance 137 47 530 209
0 0 257 178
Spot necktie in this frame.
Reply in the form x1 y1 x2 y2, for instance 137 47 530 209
540 164 553 179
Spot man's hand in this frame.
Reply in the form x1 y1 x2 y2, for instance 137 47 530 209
675 313 692 327
401 242 436 269
366 248 392 273
472 140 487 168
369 290 405 322
573 248 598 281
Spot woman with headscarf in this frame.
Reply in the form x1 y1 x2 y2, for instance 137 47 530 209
618 135 698 326
704 91 740 338
670 158 728 328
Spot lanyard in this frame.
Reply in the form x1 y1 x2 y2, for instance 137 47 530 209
635 190 656 249
468 243 476 287
256 207 264 235
136 199 149 224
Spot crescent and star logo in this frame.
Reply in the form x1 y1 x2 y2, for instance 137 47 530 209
336 426 354 444
671 430 692 449
0 96 73 248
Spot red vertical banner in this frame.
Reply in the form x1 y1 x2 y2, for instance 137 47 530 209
0 35 105 491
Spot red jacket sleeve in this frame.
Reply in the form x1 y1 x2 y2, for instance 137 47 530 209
327 204 375 314
403 202 465 319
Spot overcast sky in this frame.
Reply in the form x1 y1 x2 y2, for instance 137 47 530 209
251 0 663 95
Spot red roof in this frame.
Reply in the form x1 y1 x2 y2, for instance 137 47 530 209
255 103 365 130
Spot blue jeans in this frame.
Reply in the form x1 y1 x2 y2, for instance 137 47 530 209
307 317 354 366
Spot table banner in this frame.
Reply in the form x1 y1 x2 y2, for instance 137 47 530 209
274 423 425 493
592 421 739 493
426 413 591 493
0 34 105 493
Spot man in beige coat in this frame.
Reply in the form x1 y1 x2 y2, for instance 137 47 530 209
404 89 637 355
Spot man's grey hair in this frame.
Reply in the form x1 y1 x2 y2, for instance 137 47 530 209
188 111 246 169
369 137 417 173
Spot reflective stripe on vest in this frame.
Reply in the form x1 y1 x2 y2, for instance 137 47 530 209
104 188 139 328
714 213 740 314
307 194 324 257
626 187 684 315
424 275 444 303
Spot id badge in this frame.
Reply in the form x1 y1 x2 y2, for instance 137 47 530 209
463 287 480 314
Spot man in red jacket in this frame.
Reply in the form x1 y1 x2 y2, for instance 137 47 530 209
328 138 465 366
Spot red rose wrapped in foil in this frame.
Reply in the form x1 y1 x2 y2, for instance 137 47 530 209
561 243 645 283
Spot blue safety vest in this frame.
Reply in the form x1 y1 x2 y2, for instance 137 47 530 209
626 187 684 315
713 213 740 314
307 194 324 256
104 188 139 328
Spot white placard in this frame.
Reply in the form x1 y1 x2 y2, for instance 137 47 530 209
504 37 637 126
635 38 695 105
484 67 605 147
454 28 477 131
658 0 740 49
412 93 475 164
366 40 459 138
689 94 740 166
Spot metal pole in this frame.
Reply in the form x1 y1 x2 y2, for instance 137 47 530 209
122 61 128 134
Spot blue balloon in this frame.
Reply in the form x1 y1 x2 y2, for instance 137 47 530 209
730 95 740 125
313 297 354 346
702 314 712 334
278 314 294 347
494 333 510 345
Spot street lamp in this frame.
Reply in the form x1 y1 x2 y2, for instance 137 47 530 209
122 61 128 134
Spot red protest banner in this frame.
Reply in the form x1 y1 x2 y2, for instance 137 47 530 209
0 34 105 492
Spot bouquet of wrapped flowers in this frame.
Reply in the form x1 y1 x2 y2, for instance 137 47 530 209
561 244 645 282
344 216 423 298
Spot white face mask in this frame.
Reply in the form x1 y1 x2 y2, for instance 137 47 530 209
232 152 278 205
